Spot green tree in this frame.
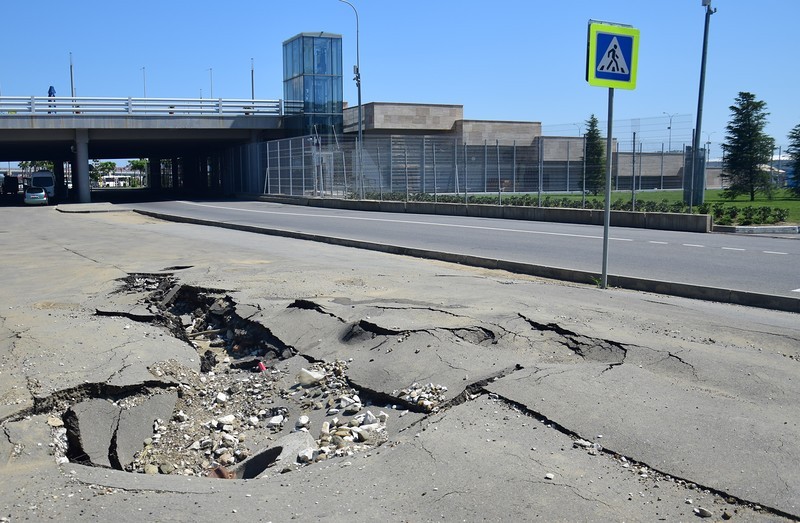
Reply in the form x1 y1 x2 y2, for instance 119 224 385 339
721 92 775 201
128 159 148 188
91 160 116 185
787 123 800 197
584 114 606 195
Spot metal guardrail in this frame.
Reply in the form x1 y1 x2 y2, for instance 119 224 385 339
0 96 292 116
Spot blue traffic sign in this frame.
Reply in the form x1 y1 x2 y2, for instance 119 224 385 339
587 21 639 90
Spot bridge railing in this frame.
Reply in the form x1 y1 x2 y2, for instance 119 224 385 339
0 96 285 116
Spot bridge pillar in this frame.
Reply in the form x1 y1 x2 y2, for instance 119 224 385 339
148 158 161 190
74 130 90 203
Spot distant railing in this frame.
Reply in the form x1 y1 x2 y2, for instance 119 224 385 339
0 96 288 116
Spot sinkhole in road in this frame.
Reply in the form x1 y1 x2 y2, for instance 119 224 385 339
61 273 430 479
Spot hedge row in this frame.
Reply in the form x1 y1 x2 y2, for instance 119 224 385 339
359 192 788 225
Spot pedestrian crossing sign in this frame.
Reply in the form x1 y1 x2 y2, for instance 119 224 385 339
586 21 639 89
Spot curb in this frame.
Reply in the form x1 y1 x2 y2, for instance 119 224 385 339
713 224 800 234
134 209 800 315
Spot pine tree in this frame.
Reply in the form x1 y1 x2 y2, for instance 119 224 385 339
787 123 800 197
721 92 775 201
584 114 606 195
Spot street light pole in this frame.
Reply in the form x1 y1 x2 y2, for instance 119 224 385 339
663 112 677 152
689 0 716 206
141 66 146 98
339 0 364 199
69 52 76 98
251 58 255 101
208 68 214 99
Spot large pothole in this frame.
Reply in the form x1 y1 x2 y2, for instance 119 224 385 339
55 273 438 479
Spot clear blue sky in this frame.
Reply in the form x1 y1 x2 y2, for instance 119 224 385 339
1 0 796 159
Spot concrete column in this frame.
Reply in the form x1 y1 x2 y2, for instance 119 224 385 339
148 158 161 190
74 130 90 203
52 161 66 202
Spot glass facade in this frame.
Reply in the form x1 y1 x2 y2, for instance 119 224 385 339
283 33 343 136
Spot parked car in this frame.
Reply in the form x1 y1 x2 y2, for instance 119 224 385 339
23 186 49 205
2 175 18 195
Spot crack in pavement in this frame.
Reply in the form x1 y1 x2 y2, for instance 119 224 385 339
519 313 629 372
479 386 797 521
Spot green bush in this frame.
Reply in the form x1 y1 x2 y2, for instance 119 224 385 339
739 206 755 225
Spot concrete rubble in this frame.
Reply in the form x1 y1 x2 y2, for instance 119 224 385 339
0 207 798 521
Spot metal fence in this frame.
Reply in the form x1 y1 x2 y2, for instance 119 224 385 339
228 134 691 199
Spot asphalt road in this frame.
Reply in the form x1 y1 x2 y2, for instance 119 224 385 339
123 199 800 298
1 206 799 521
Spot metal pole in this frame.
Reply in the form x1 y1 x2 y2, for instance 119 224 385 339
691 0 715 206
433 141 438 203
453 139 459 195
251 58 255 101
512 140 517 193
631 131 636 210
288 139 293 196
689 129 696 213
464 142 468 205
660 142 664 189
422 137 426 194
496 139 501 205
404 147 409 202
484 140 488 193
638 141 643 191
566 140 570 193
601 88 615 289
582 134 587 208
537 137 543 207
339 0 363 199
377 146 383 200
70 53 76 98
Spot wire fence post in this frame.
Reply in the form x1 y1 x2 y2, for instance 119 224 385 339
496 139 501 205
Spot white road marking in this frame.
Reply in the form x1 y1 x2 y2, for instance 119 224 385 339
649 241 668 245
793 288 800 293
763 251 788 255
722 247 746 251
178 201 635 241
682 244 705 248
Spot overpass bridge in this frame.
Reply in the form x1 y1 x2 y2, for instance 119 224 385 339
0 96 300 202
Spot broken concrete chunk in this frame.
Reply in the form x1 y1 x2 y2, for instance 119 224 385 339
115 392 178 469
297 368 325 386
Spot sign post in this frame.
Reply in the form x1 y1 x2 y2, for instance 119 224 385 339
586 20 639 289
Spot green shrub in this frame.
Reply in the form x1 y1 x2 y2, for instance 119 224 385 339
739 206 755 225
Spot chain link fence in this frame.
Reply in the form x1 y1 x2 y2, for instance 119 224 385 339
228 134 696 200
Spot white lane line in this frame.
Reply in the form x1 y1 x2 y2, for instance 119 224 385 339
793 288 800 293
649 241 668 245
763 251 788 255
178 201 635 242
682 244 705 248
722 247 746 251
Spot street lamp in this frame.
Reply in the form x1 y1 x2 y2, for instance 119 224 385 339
705 131 715 158
574 123 583 137
339 0 364 199
208 68 214 99
688 0 716 207
663 112 677 151
141 66 147 98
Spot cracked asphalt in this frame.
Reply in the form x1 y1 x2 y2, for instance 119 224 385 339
1 204 799 522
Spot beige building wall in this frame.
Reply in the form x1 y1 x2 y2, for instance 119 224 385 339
344 102 463 134
453 120 540 146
